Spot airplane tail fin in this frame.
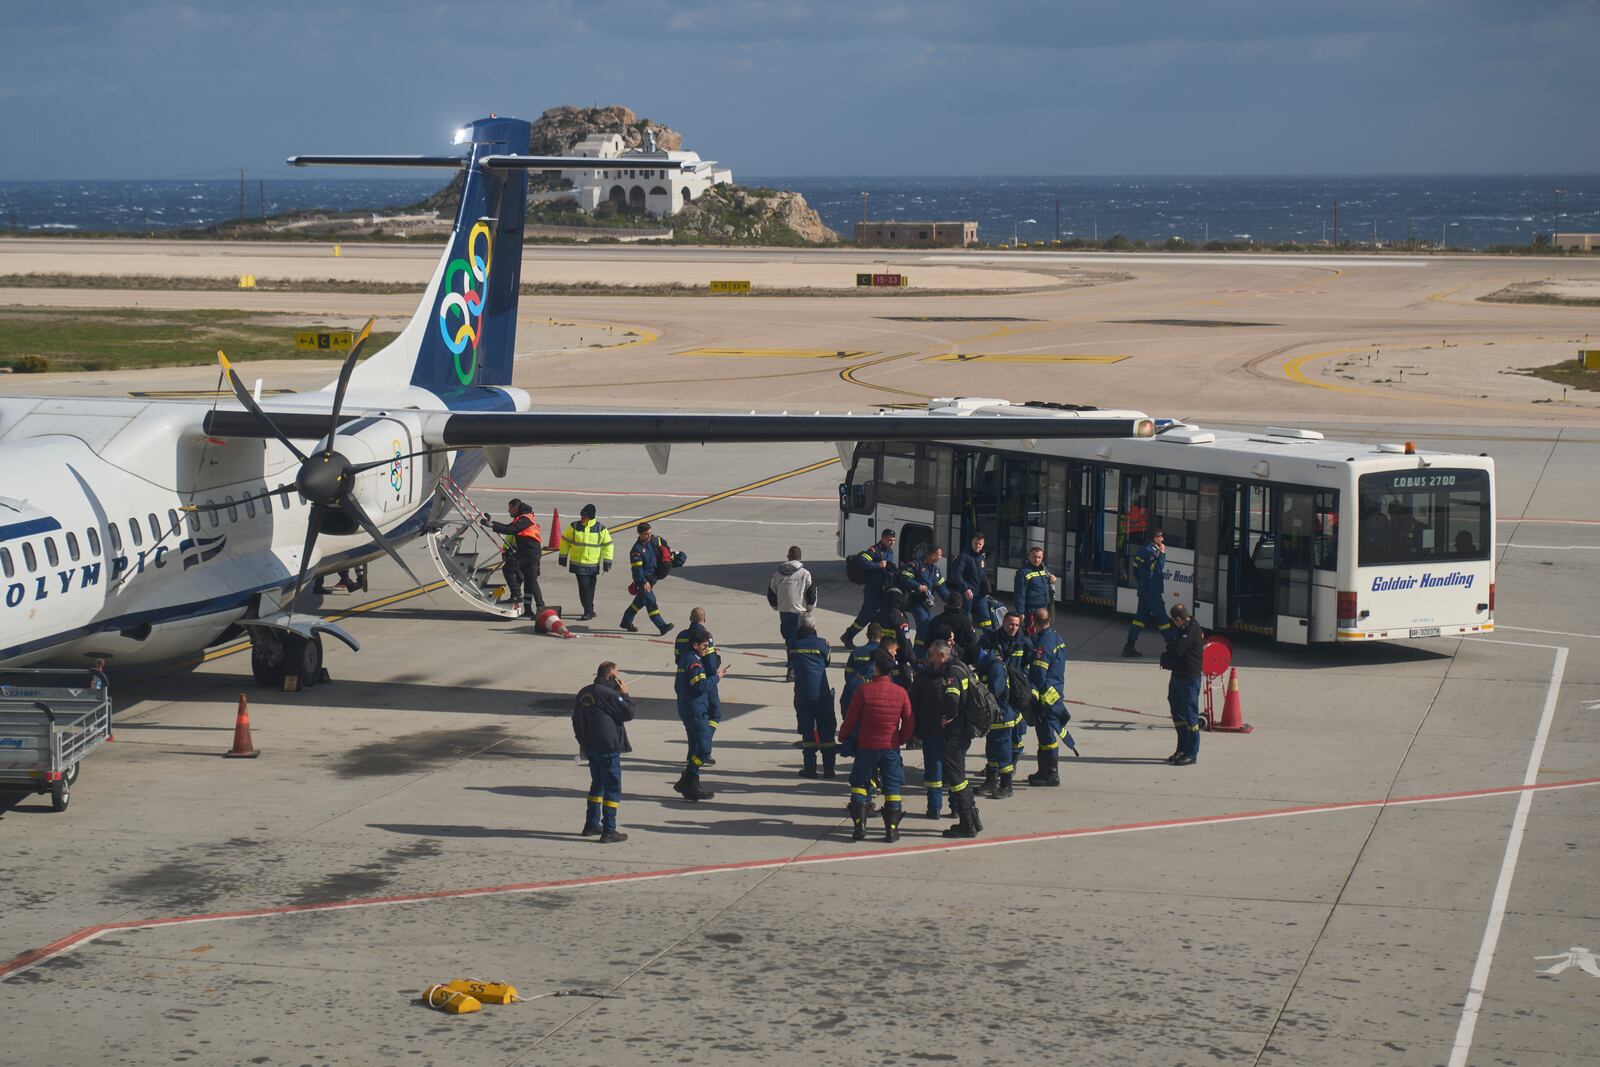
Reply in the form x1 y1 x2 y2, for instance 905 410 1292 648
350 116 529 402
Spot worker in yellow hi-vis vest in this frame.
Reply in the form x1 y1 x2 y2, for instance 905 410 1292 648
558 504 614 621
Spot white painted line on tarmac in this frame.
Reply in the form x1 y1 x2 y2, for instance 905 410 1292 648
1448 645 1569 1067
1503 543 1600 551
1495 626 1600 640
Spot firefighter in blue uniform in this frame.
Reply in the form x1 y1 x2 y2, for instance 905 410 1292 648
621 522 675 635
673 632 715 801
951 532 990 616
841 530 897 648
987 611 1034 771
1014 545 1056 624
1025 608 1074 786
839 623 882 718
976 646 1020 799
787 616 837 777
1122 529 1173 657
898 545 948 647
676 613 724 765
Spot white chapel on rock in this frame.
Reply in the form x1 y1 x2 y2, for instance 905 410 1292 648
564 129 733 217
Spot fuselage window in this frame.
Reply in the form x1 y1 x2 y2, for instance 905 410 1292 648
186 510 200 534
1 547 12 579
244 495 256 519
207 503 219 529
66 532 80 561
87 528 101 556
147 514 161 543
108 523 122 552
263 492 272 515
167 510 180 536
23 542 37 572
45 537 59 567
226 496 239 523
279 487 291 510
129 518 143 547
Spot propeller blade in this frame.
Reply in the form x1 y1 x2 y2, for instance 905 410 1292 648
342 495 430 595
326 318 375 453
290 504 325 608
346 446 449 475
217 351 309 463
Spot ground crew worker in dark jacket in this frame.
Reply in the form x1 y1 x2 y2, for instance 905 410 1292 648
1026 609 1074 786
573 661 633 843
1014 545 1056 623
986 611 1033 770
673 634 715 801
915 641 984 839
1123 529 1173 657
927 594 980 666
897 545 948 646
951 532 990 615
788 617 836 777
483 499 544 618
839 649 917 843
621 522 674 635
873 587 916 668
842 530 896 647
839 623 883 717
976 646 1020 799
559 504 613 621
676 611 725 759
1164 603 1205 766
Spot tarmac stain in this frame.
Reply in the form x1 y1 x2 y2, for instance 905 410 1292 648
331 726 510 778
705 932 743 944
108 860 236 912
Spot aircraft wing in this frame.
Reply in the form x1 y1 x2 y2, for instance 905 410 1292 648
202 406 1155 448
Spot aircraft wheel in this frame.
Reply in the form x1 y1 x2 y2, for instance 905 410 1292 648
250 631 287 688
285 633 324 688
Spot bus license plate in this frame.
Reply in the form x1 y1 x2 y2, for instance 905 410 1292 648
1409 626 1441 639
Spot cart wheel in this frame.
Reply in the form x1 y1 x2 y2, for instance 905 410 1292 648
50 774 71 812
64 762 80 785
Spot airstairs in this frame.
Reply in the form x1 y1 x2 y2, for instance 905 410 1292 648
424 475 524 619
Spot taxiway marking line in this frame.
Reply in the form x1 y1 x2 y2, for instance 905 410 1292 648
675 347 875 360
545 319 659 351
839 351 930 401
1448 646 1568 1067
199 457 839 663
4 774 1597 981
922 352 1129 364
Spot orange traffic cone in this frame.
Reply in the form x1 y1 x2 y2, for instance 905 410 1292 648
551 507 560 545
224 694 260 757
536 607 577 640
1214 668 1253 734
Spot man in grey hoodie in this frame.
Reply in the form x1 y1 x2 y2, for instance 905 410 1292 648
768 546 818 682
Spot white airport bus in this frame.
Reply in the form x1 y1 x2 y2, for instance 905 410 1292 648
838 399 1495 645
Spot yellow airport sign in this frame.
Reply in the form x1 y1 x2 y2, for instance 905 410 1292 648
1581 349 1600 370
925 352 1129 365
709 279 752 293
677 347 875 360
295 330 355 352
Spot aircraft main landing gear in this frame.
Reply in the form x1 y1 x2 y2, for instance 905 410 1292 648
250 629 324 689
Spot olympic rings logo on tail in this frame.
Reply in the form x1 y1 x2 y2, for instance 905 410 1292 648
438 219 494 385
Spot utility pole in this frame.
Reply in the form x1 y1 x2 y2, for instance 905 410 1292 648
860 191 868 224
238 169 245 222
1441 222 1446 249
1333 199 1339 247
1554 187 1565 248
1372 220 1377 246
1055 196 1061 243
259 179 265 220
1407 217 1413 248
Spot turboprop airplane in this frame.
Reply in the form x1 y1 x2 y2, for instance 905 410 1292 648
0 115 1154 687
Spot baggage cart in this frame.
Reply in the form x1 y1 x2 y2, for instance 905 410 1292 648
0 667 113 812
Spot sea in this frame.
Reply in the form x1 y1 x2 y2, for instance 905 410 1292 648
0 175 1595 250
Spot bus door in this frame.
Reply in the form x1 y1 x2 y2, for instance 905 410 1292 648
1273 489 1316 645
839 444 877 555
1072 465 1118 607
1230 483 1277 635
1192 478 1223 630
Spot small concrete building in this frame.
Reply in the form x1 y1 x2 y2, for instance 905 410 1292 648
565 131 733 217
855 220 977 247
1553 233 1600 251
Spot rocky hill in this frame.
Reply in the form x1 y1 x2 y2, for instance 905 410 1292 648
670 185 837 245
529 105 682 154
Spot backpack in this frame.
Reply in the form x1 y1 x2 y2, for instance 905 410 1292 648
845 550 872 585
652 536 675 580
1005 664 1038 726
953 663 1006 735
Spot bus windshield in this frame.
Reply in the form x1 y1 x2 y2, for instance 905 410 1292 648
1358 468 1490 567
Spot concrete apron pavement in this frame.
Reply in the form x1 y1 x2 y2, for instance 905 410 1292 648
0 441 1594 1066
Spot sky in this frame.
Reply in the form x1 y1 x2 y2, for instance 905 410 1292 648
1 0 1597 179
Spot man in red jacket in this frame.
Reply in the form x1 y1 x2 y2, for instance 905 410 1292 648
839 649 917 843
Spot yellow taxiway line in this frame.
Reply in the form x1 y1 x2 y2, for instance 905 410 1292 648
923 352 1128 365
676 347 876 360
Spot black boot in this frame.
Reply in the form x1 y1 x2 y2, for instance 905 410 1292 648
1121 643 1141 658
848 798 868 841
969 802 984 834
978 767 998 798
822 747 837 779
993 772 1014 799
942 806 977 839
673 770 698 801
840 625 861 649
620 613 639 633
883 802 903 843
1027 749 1060 786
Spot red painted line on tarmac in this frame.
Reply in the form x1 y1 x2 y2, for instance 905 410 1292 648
4 775 1597 981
